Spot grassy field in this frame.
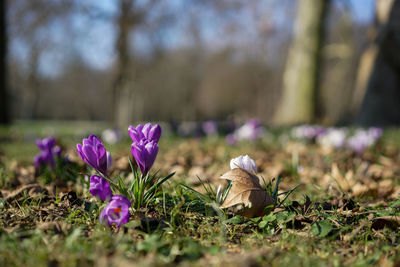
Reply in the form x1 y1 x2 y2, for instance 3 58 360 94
0 121 400 266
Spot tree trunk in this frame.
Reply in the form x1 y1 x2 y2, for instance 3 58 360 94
113 0 137 129
355 0 400 126
0 0 9 124
22 45 40 119
274 0 330 125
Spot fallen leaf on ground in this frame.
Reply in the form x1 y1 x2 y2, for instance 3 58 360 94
219 168 273 218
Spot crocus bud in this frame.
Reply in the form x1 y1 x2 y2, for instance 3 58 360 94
99 195 131 227
76 135 110 176
128 123 162 143
131 139 159 175
89 175 112 201
230 155 257 173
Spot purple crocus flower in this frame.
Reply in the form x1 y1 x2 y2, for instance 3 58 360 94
316 128 347 148
368 127 383 139
34 137 62 171
89 175 112 201
131 139 159 175
99 195 131 227
76 135 111 176
347 128 382 154
202 120 218 136
226 133 237 145
292 125 326 140
128 123 162 143
233 119 266 142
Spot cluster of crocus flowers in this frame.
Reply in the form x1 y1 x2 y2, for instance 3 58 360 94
347 127 383 154
34 137 62 172
129 123 161 175
291 125 326 140
292 125 383 154
76 123 165 228
76 135 131 227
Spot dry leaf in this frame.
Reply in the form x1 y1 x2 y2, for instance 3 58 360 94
371 216 400 230
330 163 354 192
219 168 273 218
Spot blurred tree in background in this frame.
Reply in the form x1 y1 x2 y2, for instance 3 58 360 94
6 0 396 126
355 0 400 126
0 0 8 124
274 0 331 125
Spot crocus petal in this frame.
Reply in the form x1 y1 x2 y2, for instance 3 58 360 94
129 123 161 143
128 124 145 143
131 140 158 174
96 144 107 173
131 143 145 173
99 195 131 227
89 175 112 201
77 135 109 175
230 155 257 173
142 123 152 138
143 141 158 173
147 124 162 143
36 139 45 150
82 145 98 167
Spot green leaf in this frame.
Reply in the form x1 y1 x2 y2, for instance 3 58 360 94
258 220 268 228
311 220 333 237
262 213 276 222
225 215 244 224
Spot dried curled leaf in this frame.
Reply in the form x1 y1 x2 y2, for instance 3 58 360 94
220 168 273 218
220 168 262 188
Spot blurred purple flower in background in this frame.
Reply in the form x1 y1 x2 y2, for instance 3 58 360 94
131 139 159 175
316 128 347 148
225 133 237 145
34 137 62 171
129 123 161 143
177 121 202 137
368 127 383 139
202 120 218 136
77 135 111 176
102 128 121 144
292 125 326 140
89 175 112 201
347 127 382 154
226 119 266 144
99 195 131 227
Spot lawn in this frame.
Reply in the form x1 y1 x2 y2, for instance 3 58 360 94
0 121 399 266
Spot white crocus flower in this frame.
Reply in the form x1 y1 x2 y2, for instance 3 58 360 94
230 155 257 173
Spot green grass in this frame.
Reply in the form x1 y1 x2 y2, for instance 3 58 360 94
0 122 400 266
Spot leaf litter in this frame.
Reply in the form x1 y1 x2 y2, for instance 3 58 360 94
0 135 400 265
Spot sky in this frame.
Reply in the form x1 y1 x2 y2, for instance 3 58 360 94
11 0 377 77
